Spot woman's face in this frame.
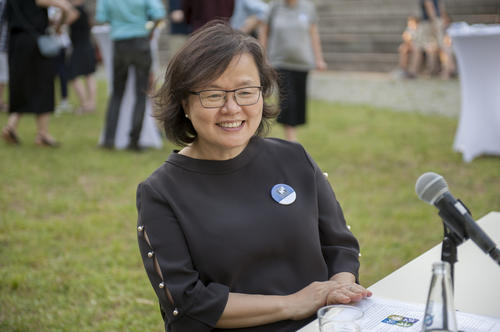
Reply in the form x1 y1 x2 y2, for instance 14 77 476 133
184 53 263 160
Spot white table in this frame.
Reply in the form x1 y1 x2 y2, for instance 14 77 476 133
92 25 163 150
299 211 500 331
448 24 500 162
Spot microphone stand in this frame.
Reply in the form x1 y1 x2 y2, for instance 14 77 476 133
441 225 460 288
437 203 476 332
438 207 468 290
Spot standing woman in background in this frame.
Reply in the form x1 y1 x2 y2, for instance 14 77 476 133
259 0 327 142
0 0 9 113
67 0 97 114
1 0 78 146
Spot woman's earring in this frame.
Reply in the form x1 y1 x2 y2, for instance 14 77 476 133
185 113 189 118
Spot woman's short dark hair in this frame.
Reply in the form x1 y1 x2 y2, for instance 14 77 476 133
153 20 278 146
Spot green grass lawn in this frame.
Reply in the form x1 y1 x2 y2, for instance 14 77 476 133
1 79 499 331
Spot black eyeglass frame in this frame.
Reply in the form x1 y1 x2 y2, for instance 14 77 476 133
189 86 263 108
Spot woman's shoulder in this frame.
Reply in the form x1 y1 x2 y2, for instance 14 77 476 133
260 137 310 159
262 136 303 150
140 158 175 188
261 137 318 169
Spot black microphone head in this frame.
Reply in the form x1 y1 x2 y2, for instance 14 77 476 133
415 172 449 205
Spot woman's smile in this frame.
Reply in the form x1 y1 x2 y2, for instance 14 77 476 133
217 120 245 129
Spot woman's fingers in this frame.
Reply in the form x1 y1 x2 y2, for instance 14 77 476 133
326 283 372 304
326 289 351 304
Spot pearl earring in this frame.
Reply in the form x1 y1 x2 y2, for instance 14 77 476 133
185 113 189 118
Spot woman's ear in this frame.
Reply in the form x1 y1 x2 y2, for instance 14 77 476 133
181 99 189 118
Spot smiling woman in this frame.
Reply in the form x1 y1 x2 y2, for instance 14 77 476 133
153 20 278 151
138 20 371 332
181 53 264 160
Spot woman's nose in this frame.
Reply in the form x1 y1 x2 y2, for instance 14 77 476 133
221 92 241 113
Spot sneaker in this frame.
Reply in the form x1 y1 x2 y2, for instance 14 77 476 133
55 99 73 115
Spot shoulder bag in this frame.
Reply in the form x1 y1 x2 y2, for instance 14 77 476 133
9 0 62 57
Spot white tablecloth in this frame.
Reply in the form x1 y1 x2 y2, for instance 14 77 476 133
448 23 500 162
298 211 500 331
92 25 163 150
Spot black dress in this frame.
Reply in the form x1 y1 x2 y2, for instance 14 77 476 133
6 0 55 114
137 137 360 331
67 5 96 80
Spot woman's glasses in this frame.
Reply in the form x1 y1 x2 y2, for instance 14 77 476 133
189 86 262 108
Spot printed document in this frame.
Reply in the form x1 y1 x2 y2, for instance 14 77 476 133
350 297 500 332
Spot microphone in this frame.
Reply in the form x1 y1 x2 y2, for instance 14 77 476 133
415 172 500 266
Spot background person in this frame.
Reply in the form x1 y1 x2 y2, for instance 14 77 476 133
2 0 78 147
182 0 234 32
68 0 96 114
397 15 419 79
258 0 327 142
409 0 448 77
438 16 456 80
166 0 191 62
0 0 8 113
137 21 371 331
49 6 73 114
230 0 268 37
95 0 165 151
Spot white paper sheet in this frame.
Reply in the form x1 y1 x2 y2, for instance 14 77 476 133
349 297 500 332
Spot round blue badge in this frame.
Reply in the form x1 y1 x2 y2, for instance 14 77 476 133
271 184 296 205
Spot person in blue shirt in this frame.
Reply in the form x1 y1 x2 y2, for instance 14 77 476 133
230 0 268 36
95 0 165 151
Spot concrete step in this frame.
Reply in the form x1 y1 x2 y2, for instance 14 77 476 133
314 0 500 72
321 33 401 53
323 52 399 72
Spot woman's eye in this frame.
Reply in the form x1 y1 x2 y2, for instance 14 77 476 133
207 93 223 99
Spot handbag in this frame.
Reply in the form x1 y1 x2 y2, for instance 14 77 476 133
36 33 62 57
10 0 62 57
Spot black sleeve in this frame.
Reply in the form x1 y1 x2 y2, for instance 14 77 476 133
136 181 229 331
305 150 361 281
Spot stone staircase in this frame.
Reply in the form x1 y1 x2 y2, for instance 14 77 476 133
314 0 500 72
86 0 500 73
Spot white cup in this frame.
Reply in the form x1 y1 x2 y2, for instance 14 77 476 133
317 305 363 332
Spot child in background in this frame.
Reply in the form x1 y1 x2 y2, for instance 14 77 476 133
398 16 419 78
439 16 457 80
49 6 73 114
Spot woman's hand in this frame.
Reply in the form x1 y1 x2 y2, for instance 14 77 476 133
316 59 328 71
326 272 372 305
217 274 372 328
326 280 372 304
284 281 334 320
284 273 372 321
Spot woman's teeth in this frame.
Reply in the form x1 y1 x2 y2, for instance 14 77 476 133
219 121 243 128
